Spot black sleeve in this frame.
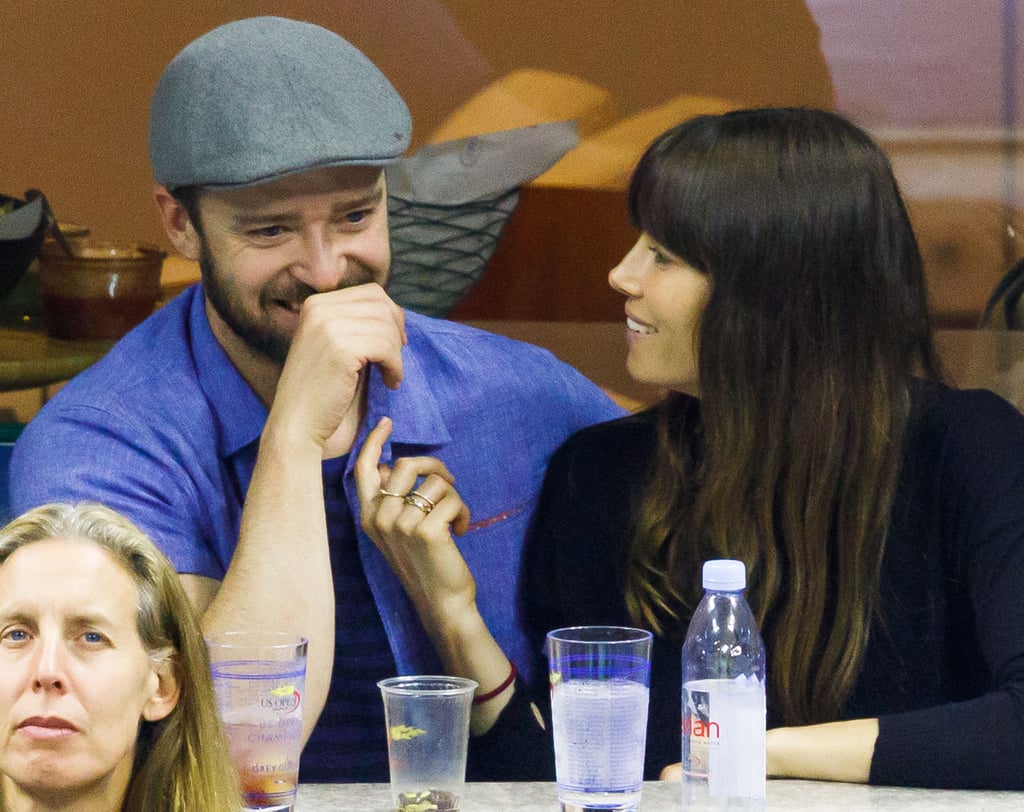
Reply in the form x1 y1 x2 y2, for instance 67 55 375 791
466 437 582 781
471 432 600 780
470 416 660 780
466 681 555 780
470 412 672 781
870 388 1024 789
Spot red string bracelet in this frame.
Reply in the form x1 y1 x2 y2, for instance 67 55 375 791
473 662 518 705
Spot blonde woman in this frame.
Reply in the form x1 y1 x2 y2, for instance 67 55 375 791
0 503 239 811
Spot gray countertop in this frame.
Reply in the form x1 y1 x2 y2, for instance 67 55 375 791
295 780 1023 810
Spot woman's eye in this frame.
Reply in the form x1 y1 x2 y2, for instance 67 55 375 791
81 631 106 645
1 628 29 644
650 246 672 266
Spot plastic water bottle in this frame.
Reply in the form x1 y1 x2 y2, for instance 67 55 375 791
681 559 766 809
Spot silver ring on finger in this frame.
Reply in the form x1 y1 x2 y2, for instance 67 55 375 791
404 491 435 514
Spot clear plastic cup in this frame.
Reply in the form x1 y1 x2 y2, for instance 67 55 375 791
378 675 478 812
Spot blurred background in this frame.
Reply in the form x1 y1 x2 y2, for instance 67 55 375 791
1 0 1021 332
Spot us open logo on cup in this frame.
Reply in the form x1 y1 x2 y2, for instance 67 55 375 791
261 684 301 714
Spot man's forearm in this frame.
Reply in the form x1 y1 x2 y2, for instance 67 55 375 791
202 423 336 746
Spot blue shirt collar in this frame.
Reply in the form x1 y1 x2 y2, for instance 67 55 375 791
189 284 267 458
190 287 452 458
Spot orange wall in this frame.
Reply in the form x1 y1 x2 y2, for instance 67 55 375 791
1 1 833 249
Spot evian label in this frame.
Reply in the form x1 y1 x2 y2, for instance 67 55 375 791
682 677 766 800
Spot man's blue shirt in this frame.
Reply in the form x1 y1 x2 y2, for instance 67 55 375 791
10 284 623 778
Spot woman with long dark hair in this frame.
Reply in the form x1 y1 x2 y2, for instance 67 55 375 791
355 108 1024 789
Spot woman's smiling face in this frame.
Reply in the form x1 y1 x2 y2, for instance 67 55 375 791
0 537 176 807
608 234 710 395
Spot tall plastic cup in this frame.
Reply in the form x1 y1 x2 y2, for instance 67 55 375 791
547 626 653 811
378 675 478 812
207 632 307 812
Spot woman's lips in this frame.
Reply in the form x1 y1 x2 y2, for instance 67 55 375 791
17 716 79 740
626 316 655 335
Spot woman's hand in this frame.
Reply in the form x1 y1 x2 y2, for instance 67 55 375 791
354 417 475 624
355 417 517 733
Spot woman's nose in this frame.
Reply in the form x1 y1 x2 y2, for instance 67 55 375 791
609 239 646 297
32 639 68 693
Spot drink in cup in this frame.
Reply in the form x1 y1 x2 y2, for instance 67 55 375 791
378 676 477 812
207 632 307 812
547 626 653 811
37 238 164 340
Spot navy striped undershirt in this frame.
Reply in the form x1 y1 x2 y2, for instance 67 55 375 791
299 457 397 782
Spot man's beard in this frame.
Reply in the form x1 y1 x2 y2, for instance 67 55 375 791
198 240 382 366
199 241 297 364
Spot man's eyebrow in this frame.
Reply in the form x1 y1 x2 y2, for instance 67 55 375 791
230 210 301 229
230 186 386 230
324 187 387 218
339 185 386 207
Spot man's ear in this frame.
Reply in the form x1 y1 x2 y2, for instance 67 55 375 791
141 659 180 723
154 184 201 261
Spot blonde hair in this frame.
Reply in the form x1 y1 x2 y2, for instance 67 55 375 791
0 503 240 811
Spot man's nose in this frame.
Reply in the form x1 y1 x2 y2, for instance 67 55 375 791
292 232 347 293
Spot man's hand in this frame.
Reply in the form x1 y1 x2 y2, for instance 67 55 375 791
269 283 406 457
354 417 518 734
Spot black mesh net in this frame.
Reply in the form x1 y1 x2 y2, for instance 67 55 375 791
386 190 520 317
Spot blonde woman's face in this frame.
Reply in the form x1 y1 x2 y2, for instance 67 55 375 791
0 538 177 806
608 234 710 395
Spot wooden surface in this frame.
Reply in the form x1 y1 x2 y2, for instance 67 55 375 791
0 324 110 393
449 185 1019 329
0 259 196 394
449 185 636 322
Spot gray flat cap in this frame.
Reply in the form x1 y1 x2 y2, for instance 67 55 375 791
149 16 412 189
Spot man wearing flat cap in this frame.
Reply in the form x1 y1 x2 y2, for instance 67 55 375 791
10 16 620 782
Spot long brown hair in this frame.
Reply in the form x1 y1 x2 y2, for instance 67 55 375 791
623 108 941 724
0 503 240 811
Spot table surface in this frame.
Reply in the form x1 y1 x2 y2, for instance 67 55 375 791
0 321 111 393
296 780 1024 810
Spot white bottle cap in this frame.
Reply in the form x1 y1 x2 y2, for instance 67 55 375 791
702 559 746 591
